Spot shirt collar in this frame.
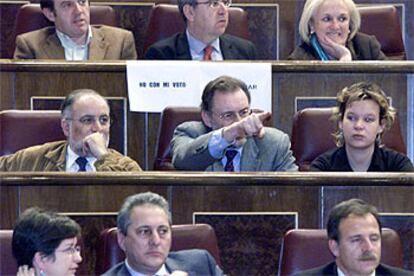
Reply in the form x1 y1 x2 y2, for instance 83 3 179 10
56 25 92 47
186 29 221 60
125 258 169 276
337 266 375 276
65 144 97 172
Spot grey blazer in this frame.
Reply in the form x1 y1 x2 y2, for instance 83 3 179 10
171 121 298 171
102 249 224 276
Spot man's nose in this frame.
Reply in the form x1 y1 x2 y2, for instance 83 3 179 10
149 231 161 245
74 251 83 263
73 2 83 12
361 238 374 251
90 119 104 132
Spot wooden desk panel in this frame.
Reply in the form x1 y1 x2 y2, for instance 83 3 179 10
1 61 413 169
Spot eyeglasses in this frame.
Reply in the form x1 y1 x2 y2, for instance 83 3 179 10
211 108 252 121
57 245 81 256
194 0 232 8
65 115 111 126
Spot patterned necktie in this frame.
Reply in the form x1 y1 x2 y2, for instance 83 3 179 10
224 149 238 172
75 157 88 172
203 45 213 60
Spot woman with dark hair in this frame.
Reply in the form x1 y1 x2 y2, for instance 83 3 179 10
310 82 413 171
12 207 82 276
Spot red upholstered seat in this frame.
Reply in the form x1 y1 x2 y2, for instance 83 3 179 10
0 110 65 156
358 5 406 60
143 4 249 55
0 230 17 276
95 224 221 275
278 228 404 276
8 3 117 58
291 107 406 171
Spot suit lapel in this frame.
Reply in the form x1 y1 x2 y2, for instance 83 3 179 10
176 33 192 59
89 27 108 60
219 35 234 60
44 33 65 59
165 257 196 275
240 138 260 171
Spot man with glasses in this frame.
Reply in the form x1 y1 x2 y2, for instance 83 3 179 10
0 89 142 171
103 192 224 276
144 0 257 60
14 0 137 60
171 76 298 171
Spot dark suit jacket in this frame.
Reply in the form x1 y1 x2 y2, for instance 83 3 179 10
294 261 414 276
101 249 224 276
14 25 137 60
171 121 298 171
287 32 387 60
144 32 257 60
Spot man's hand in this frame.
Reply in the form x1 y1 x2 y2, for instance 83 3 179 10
82 132 109 158
319 35 352 61
222 111 271 147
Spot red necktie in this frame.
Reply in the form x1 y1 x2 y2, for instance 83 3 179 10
224 149 238 172
203 45 213 60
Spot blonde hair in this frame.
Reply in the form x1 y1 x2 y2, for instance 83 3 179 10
298 0 360 44
332 82 395 147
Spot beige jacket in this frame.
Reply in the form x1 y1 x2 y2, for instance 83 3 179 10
14 25 137 60
0 141 142 171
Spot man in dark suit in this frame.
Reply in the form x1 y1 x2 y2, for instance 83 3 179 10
14 0 137 60
296 199 413 276
144 0 256 60
102 192 224 276
171 76 298 172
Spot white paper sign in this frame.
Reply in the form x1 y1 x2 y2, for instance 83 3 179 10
127 61 271 112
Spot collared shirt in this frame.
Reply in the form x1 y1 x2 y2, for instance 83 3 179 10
125 258 169 276
208 129 243 172
337 267 375 276
186 29 223 60
65 145 97 172
56 25 93 61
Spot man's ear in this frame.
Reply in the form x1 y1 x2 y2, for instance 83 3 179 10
201 110 212 128
117 230 127 252
33 252 47 271
183 4 195 23
328 239 340 257
61 118 70 137
42 8 56 22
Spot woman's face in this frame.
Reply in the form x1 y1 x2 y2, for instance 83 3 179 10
38 237 82 276
310 0 351 46
339 100 385 151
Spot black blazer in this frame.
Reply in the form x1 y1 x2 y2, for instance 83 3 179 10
287 32 387 60
294 262 414 276
144 32 257 60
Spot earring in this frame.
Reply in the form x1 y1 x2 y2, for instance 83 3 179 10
40 270 46 276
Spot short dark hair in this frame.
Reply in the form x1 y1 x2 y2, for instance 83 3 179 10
60 88 108 117
327 198 382 242
12 207 81 267
177 0 198 23
201 75 251 112
40 0 54 11
117 192 171 236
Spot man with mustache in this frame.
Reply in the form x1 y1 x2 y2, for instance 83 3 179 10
144 0 257 60
296 198 413 276
0 89 141 171
103 192 224 276
14 0 137 60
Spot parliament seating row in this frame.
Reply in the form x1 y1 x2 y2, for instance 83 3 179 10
5 3 406 60
0 226 404 275
1 106 405 171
